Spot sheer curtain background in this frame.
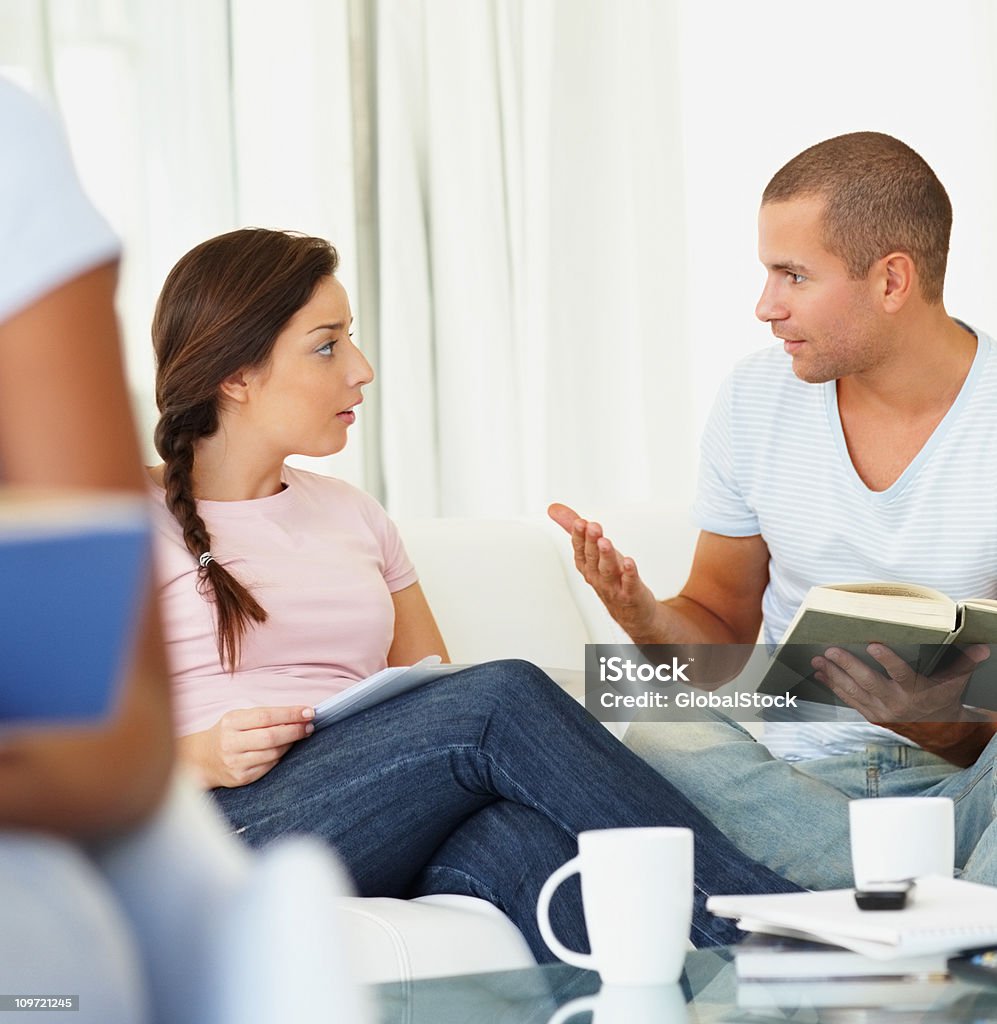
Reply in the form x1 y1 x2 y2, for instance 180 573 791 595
3 0 997 521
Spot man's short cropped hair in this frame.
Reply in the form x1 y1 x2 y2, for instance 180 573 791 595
762 132 951 304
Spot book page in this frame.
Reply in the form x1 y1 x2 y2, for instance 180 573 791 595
803 583 956 630
829 582 951 601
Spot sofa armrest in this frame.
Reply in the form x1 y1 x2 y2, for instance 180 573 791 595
541 666 585 703
339 894 535 984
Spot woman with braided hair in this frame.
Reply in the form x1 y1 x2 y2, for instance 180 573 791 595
147 227 800 960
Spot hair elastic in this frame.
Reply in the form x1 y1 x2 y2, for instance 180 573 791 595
198 552 216 569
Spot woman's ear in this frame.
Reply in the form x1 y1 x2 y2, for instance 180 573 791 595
219 369 251 405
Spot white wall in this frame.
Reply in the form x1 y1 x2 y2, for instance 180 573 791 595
679 0 997 436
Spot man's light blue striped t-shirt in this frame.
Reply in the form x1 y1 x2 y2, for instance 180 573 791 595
693 328 997 761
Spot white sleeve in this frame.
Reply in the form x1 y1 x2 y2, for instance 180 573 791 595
691 370 760 537
0 78 120 324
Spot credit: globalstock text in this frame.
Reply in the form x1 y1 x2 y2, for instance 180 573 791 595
599 690 798 709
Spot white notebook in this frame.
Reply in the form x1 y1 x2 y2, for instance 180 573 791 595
709 876 997 960
312 656 466 730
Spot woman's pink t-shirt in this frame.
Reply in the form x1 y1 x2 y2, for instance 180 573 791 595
149 466 418 735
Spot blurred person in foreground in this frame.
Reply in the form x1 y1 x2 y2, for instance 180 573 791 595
0 77 367 1024
0 73 172 1021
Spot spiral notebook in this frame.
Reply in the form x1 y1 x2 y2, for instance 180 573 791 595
709 877 997 960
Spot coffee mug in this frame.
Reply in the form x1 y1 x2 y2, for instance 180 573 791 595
849 797 954 888
536 826 693 986
545 982 687 1024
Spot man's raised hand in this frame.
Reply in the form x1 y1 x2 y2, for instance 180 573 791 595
547 503 659 640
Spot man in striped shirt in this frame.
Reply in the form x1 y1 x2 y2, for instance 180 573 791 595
550 132 997 889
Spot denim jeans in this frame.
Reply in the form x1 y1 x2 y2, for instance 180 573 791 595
625 711 997 890
211 660 800 958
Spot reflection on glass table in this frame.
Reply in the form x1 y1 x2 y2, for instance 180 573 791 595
373 944 997 1024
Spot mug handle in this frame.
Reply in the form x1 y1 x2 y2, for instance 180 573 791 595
545 996 597 1024
536 855 595 970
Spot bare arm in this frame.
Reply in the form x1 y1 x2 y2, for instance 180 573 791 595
548 503 769 645
0 263 173 837
888 717 997 768
662 530 770 645
387 582 450 666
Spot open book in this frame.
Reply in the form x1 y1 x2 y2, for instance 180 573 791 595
757 581 997 710
0 489 150 724
312 656 466 730
709 876 997 960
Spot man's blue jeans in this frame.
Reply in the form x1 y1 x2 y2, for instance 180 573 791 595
211 661 799 959
625 711 997 890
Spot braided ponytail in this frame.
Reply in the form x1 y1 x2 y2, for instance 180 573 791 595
152 228 339 673
155 408 266 672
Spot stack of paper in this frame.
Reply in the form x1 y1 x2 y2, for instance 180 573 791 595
736 976 955 1010
734 932 949 980
709 877 997 960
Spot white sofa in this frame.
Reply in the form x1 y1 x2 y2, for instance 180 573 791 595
338 503 698 983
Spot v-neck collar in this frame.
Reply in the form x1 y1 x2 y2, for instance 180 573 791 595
824 323 987 505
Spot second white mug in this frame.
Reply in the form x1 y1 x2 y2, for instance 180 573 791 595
536 826 693 986
849 796 954 888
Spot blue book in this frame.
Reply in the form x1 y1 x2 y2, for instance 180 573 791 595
0 491 151 724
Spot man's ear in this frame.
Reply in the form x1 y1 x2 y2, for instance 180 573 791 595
219 369 251 405
880 252 915 313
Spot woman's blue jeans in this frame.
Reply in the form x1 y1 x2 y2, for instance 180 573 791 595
211 661 799 958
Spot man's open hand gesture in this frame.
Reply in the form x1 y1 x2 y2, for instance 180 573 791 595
548 503 659 641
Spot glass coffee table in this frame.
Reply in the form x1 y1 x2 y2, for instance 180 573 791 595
373 946 997 1022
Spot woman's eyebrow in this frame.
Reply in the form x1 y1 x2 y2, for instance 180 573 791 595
307 316 354 334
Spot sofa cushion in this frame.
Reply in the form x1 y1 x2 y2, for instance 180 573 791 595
397 518 592 669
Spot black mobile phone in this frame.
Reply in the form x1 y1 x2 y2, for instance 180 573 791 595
853 879 914 911
949 947 997 987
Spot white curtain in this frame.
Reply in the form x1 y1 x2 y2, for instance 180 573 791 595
375 0 691 517
0 0 240 448
1 0 367 485
8 0 997 520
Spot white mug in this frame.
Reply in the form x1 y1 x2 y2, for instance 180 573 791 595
849 797 954 888
545 982 688 1024
536 827 693 986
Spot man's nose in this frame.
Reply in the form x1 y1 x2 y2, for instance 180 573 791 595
755 280 787 323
